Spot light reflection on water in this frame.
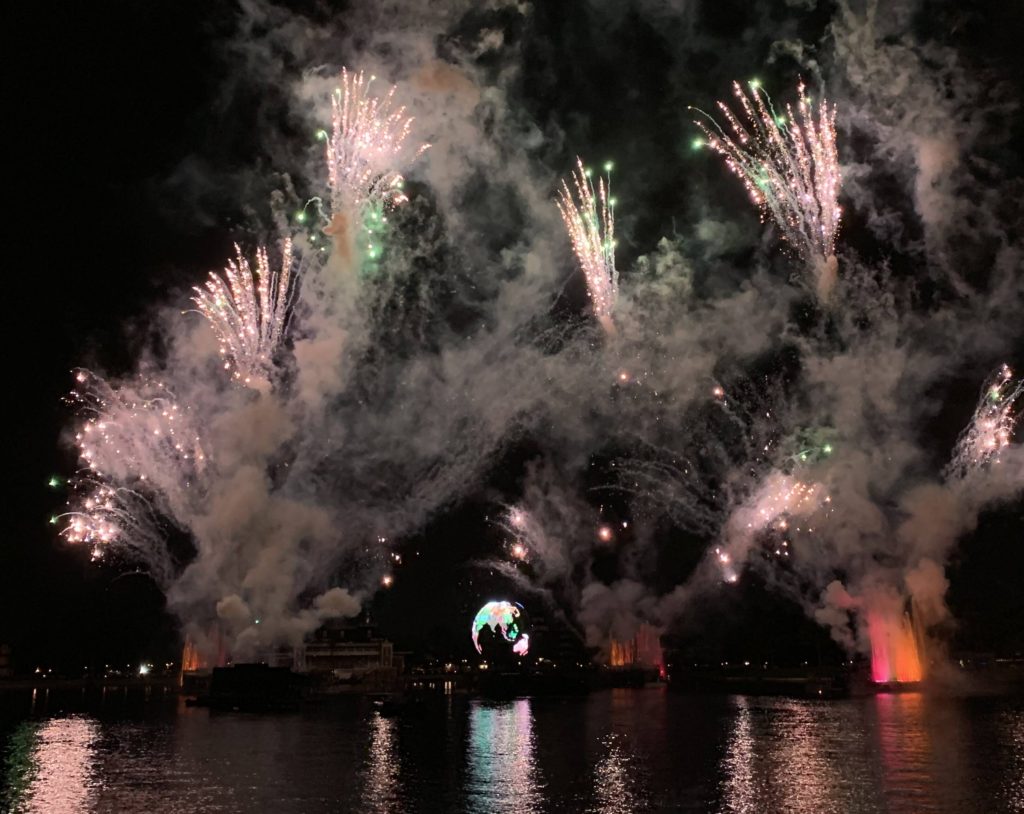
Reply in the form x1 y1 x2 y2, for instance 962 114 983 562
7 716 98 813
589 732 641 814
1 690 1021 813
361 713 401 813
715 692 1024 814
718 695 758 812
1001 706 1024 811
465 698 544 814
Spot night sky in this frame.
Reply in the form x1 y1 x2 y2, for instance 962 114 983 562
5 0 1023 676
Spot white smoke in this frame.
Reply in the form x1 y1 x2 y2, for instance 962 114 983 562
68 0 1023 668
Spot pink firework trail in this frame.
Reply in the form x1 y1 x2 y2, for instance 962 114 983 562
693 80 841 301
326 68 429 212
61 371 207 582
557 158 618 335
945 363 1023 480
716 472 830 583
191 239 294 388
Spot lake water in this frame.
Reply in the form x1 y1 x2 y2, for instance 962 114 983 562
2 687 1022 812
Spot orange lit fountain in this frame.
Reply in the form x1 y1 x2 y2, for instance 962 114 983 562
867 609 923 685
179 625 228 684
609 624 665 678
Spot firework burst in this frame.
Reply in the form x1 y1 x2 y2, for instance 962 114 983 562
715 471 831 583
62 371 207 579
326 68 429 213
693 80 841 301
192 240 294 388
557 158 618 334
945 364 1023 480
61 480 172 579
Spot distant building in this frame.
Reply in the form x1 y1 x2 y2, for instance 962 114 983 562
302 619 397 681
180 617 401 692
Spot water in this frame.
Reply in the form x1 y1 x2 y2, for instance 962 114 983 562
2 687 1022 813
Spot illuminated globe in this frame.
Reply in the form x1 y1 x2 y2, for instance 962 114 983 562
471 600 530 658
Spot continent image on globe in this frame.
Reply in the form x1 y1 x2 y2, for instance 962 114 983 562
471 601 531 661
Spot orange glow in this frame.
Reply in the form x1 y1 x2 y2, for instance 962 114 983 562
868 610 923 684
180 625 227 678
181 638 203 673
609 623 664 670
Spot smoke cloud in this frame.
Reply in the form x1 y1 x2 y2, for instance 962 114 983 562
65 0 1023 668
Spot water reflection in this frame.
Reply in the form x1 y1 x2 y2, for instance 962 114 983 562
0 690 1017 813
774 701 844 813
5 716 98 813
999 706 1024 811
590 733 640 814
717 697 874 814
718 696 760 813
873 692 979 813
873 693 934 813
466 698 544 813
361 712 401 813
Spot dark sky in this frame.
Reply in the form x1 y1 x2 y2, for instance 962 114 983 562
7 3 238 671
5 0 1023 674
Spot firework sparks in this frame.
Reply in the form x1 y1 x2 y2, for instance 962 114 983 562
192 240 294 388
62 371 206 581
499 506 542 565
61 480 170 573
945 364 1023 480
326 68 429 213
693 80 841 301
557 158 618 334
716 472 830 583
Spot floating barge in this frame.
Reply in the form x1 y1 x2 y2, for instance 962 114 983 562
188 663 305 711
